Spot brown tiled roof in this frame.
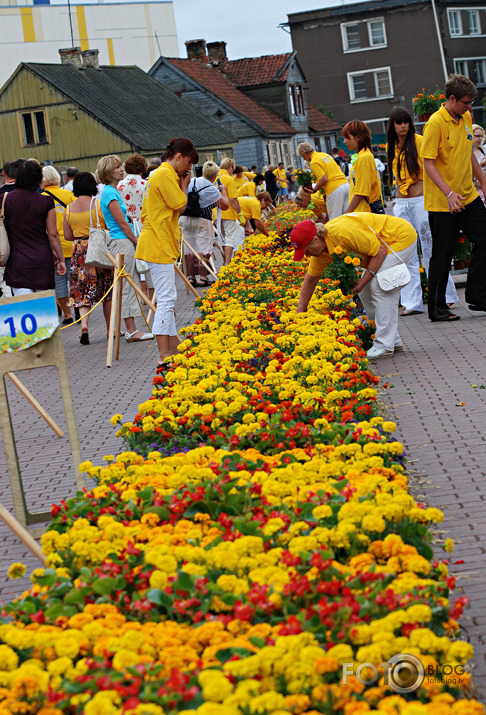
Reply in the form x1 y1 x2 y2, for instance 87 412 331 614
222 53 293 87
307 105 341 132
166 58 295 136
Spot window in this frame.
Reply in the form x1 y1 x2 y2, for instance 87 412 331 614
288 86 296 115
314 137 321 152
348 67 393 102
18 109 49 146
289 84 305 115
341 17 386 52
474 59 486 85
448 10 463 36
454 59 469 76
468 10 481 34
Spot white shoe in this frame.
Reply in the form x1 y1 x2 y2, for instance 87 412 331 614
367 346 394 359
125 331 154 342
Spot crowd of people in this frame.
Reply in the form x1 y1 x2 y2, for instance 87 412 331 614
1 73 485 365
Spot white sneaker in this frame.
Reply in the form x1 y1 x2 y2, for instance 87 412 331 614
367 346 394 359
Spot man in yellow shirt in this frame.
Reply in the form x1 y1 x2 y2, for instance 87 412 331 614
421 74 486 321
297 142 349 219
217 158 244 265
273 162 289 204
291 214 416 359
238 192 272 236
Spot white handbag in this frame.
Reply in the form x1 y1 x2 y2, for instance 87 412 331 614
364 220 411 292
85 197 113 269
132 218 150 274
0 192 10 267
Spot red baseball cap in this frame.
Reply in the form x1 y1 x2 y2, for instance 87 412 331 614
290 220 317 261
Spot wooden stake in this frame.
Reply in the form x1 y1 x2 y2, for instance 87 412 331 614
181 236 218 279
174 264 199 298
106 262 118 368
0 502 46 565
6 372 64 437
114 253 124 362
181 251 189 295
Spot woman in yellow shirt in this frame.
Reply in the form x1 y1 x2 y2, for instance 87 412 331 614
136 137 197 369
386 107 457 315
342 120 381 213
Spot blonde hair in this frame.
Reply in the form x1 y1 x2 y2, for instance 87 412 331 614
203 160 220 181
96 154 122 184
41 165 61 186
473 124 485 140
297 142 313 157
220 157 235 171
314 223 326 239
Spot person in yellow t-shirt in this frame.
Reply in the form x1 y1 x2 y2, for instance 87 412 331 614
237 173 265 198
136 137 197 367
233 165 248 192
217 158 244 265
291 214 417 359
386 106 458 316
294 187 327 223
41 166 75 324
238 192 272 236
273 162 289 204
297 142 349 219
421 73 486 321
342 121 382 214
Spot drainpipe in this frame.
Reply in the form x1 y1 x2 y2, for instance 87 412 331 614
431 0 448 81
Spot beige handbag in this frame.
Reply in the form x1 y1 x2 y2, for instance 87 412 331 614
85 197 113 269
0 192 10 267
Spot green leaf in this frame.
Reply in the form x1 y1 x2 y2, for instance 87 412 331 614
184 501 209 517
44 601 64 620
64 587 90 606
248 636 266 649
92 577 117 595
138 486 154 503
216 647 253 663
146 589 172 610
144 506 171 522
174 571 193 592
33 568 58 587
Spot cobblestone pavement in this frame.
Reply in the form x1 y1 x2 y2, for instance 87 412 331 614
1 268 485 700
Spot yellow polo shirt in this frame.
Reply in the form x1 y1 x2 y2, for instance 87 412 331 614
237 182 257 198
421 105 477 211
388 135 423 196
244 172 256 181
307 213 416 277
42 186 75 258
309 151 348 197
349 148 381 212
218 169 238 220
238 196 262 222
273 167 287 188
136 162 186 264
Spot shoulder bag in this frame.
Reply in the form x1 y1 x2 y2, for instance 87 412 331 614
0 192 10 267
85 197 113 268
132 218 150 274
366 222 411 291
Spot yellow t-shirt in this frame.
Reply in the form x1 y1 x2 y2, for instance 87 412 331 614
273 167 287 188
244 172 256 181
309 151 347 197
238 196 261 222
420 105 477 211
237 182 257 198
309 192 327 218
42 186 75 258
218 169 238 220
233 175 247 191
349 148 381 212
389 134 423 197
307 213 416 277
136 162 186 264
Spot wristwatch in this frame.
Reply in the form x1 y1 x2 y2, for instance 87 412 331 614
366 268 377 277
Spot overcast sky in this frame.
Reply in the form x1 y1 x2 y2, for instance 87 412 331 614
172 0 362 59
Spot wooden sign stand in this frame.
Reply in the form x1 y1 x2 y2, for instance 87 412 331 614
0 290 84 537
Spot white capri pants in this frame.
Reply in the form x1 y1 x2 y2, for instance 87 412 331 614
394 196 458 311
221 219 245 250
147 262 177 336
326 182 350 220
359 241 417 353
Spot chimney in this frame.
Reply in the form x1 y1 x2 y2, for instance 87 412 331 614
185 39 208 63
207 41 227 65
82 49 100 68
59 47 83 67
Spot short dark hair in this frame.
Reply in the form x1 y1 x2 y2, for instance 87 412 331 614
445 73 478 101
253 173 264 185
278 161 284 166
234 165 244 174
2 161 11 175
73 171 97 197
331 147 339 154
165 137 198 164
15 160 42 191
342 120 372 152
66 166 79 179
124 153 147 175
8 159 26 180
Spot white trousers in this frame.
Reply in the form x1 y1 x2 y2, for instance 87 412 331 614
12 287 35 296
393 196 458 311
148 262 177 336
326 182 350 220
359 241 417 352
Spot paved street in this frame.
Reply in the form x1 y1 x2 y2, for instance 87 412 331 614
0 270 485 701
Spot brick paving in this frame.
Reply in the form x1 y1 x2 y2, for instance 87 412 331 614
1 266 485 701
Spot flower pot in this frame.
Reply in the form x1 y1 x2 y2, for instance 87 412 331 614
418 113 432 122
454 260 466 270
464 258 471 268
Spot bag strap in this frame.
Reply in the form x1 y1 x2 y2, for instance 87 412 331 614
0 191 6 221
89 196 101 229
189 178 208 196
43 188 67 208
364 219 405 265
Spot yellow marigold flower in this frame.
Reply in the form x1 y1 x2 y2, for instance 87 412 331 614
382 421 396 432
78 460 93 473
54 637 80 659
444 538 454 553
312 505 332 520
352 257 361 266
344 256 352 264
0 644 19 671
334 246 343 255
110 414 123 426
7 562 26 580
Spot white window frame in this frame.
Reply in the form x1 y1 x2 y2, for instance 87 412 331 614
468 9 481 34
474 59 486 85
347 67 394 103
454 56 486 85
448 9 463 36
340 16 387 53
454 59 469 76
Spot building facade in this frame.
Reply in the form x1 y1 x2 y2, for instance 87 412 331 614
287 0 486 136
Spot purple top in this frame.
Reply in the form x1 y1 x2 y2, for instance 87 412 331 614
3 189 55 290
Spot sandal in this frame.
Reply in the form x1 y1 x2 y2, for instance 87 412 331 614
155 363 171 372
125 331 154 342
189 278 201 288
80 329 90 345
430 311 461 322
400 309 422 316
199 279 215 287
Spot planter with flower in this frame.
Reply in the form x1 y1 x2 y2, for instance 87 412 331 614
412 87 445 122
453 231 471 269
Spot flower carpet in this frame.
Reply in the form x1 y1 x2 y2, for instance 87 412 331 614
0 225 483 715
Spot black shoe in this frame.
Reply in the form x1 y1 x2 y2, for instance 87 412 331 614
80 330 90 345
74 307 81 321
468 304 486 312
62 317 74 325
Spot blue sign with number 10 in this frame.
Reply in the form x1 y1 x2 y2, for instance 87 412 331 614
0 295 58 353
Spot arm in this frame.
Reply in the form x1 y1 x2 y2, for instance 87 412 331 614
472 152 486 193
352 244 388 295
231 197 241 213
254 218 269 236
177 172 191 216
297 274 321 313
108 200 138 244
345 193 366 213
63 214 75 242
216 184 230 211
46 209 66 275
423 158 465 212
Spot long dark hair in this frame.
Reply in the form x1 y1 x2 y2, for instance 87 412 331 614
386 107 420 186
